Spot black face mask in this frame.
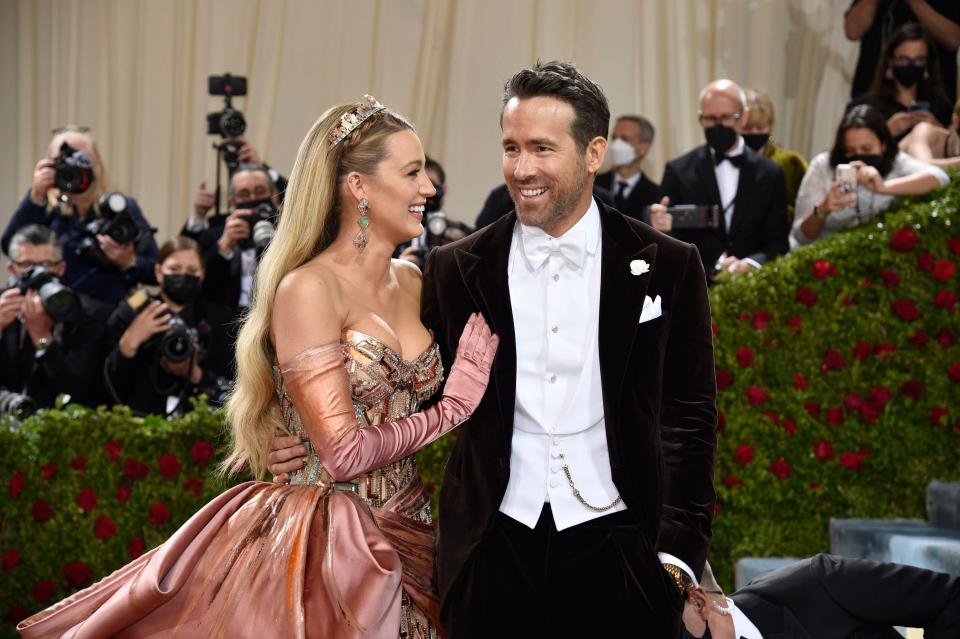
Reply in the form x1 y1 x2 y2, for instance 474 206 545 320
891 64 924 88
162 274 202 305
847 153 884 172
705 124 738 155
742 133 770 152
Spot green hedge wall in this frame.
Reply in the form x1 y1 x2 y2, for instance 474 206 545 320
3 177 960 635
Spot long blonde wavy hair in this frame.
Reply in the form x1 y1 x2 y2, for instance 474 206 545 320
223 101 415 478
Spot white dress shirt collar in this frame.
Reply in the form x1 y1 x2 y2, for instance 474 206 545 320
728 596 764 639
517 197 600 271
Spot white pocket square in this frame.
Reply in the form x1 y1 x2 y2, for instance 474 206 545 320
639 294 662 324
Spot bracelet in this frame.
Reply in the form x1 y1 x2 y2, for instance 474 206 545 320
663 563 693 596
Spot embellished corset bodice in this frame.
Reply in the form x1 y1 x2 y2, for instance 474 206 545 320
275 330 443 516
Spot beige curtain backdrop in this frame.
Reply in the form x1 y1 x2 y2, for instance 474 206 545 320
0 0 937 246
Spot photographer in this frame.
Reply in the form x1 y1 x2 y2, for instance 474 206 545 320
195 164 279 311
104 237 235 416
0 225 110 412
1 126 158 305
792 104 948 246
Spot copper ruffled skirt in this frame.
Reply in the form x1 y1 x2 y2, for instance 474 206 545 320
17 479 440 638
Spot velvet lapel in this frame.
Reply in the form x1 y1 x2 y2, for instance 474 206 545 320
597 204 657 451
454 213 518 448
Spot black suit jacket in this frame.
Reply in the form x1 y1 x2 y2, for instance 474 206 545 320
423 200 718 611
660 144 789 274
595 170 663 221
731 554 960 639
0 292 111 408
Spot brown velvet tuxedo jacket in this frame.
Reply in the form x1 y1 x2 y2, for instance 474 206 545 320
421 200 718 610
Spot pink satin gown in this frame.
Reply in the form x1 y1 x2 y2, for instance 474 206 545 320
17 330 444 639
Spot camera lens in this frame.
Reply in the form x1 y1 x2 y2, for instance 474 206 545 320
219 109 246 137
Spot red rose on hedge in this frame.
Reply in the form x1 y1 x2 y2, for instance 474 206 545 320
934 290 957 310
2 549 20 571
826 407 844 427
64 561 92 587
839 451 865 472
949 237 960 256
916 252 935 272
41 462 58 482
711 323 719 336
892 298 920 321
737 347 755 368
795 287 817 307
128 537 146 559
158 453 182 480
717 413 726 432
804 402 820 418
938 329 956 348
716 369 733 390
812 260 837 279
9 471 25 498
900 380 923 399
149 502 171 526
813 438 835 460
879 268 901 288
932 258 956 282
115 485 131 503
94 515 118 541
32 500 53 523
889 228 918 251
734 444 755 465
191 440 214 466
7 606 28 624
783 419 797 436
184 477 204 499
949 362 960 382
33 580 56 604
76 488 98 512
869 386 892 407
874 342 896 358
746 386 769 405
793 373 808 390
908 330 929 347
751 310 771 331
123 458 149 481
843 392 863 411
859 402 881 425
105 440 121 461
70 456 86 472
853 341 872 361
821 349 845 373
768 458 792 479
786 316 803 334
723 475 743 488
931 406 949 426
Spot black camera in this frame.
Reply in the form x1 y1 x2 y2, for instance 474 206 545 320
236 197 278 252
0 389 36 419
52 142 94 194
159 316 200 363
76 192 144 268
425 211 448 248
206 73 247 138
642 204 721 230
15 266 80 322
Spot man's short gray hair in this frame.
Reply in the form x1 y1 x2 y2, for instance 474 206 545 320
228 163 276 199
616 115 655 143
8 224 62 261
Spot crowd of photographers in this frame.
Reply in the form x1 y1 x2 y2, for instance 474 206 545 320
0 74 469 419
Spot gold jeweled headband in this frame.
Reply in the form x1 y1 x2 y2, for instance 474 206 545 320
327 95 386 149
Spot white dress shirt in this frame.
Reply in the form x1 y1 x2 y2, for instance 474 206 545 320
729 596 764 639
712 137 761 271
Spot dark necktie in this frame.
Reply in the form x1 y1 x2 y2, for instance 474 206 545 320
715 153 745 168
615 180 629 207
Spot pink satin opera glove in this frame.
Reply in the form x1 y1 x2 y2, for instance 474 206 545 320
280 312 498 482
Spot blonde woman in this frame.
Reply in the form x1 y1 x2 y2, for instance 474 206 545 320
17 98 498 639
2 126 158 305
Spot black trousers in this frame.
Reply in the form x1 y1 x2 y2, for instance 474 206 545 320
444 504 683 638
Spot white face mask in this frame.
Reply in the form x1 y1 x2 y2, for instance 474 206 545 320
609 137 638 167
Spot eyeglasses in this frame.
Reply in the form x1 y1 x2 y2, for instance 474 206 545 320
893 55 927 67
699 112 742 127
12 260 63 270
50 125 92 135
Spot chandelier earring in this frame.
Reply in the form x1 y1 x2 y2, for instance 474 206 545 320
354 197 370 253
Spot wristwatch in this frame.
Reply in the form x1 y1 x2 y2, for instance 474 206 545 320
663 563 693 597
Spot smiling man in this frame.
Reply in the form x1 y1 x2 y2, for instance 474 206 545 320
419 61 718 637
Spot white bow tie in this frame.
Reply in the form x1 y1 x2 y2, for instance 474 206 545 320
521 232 585 270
